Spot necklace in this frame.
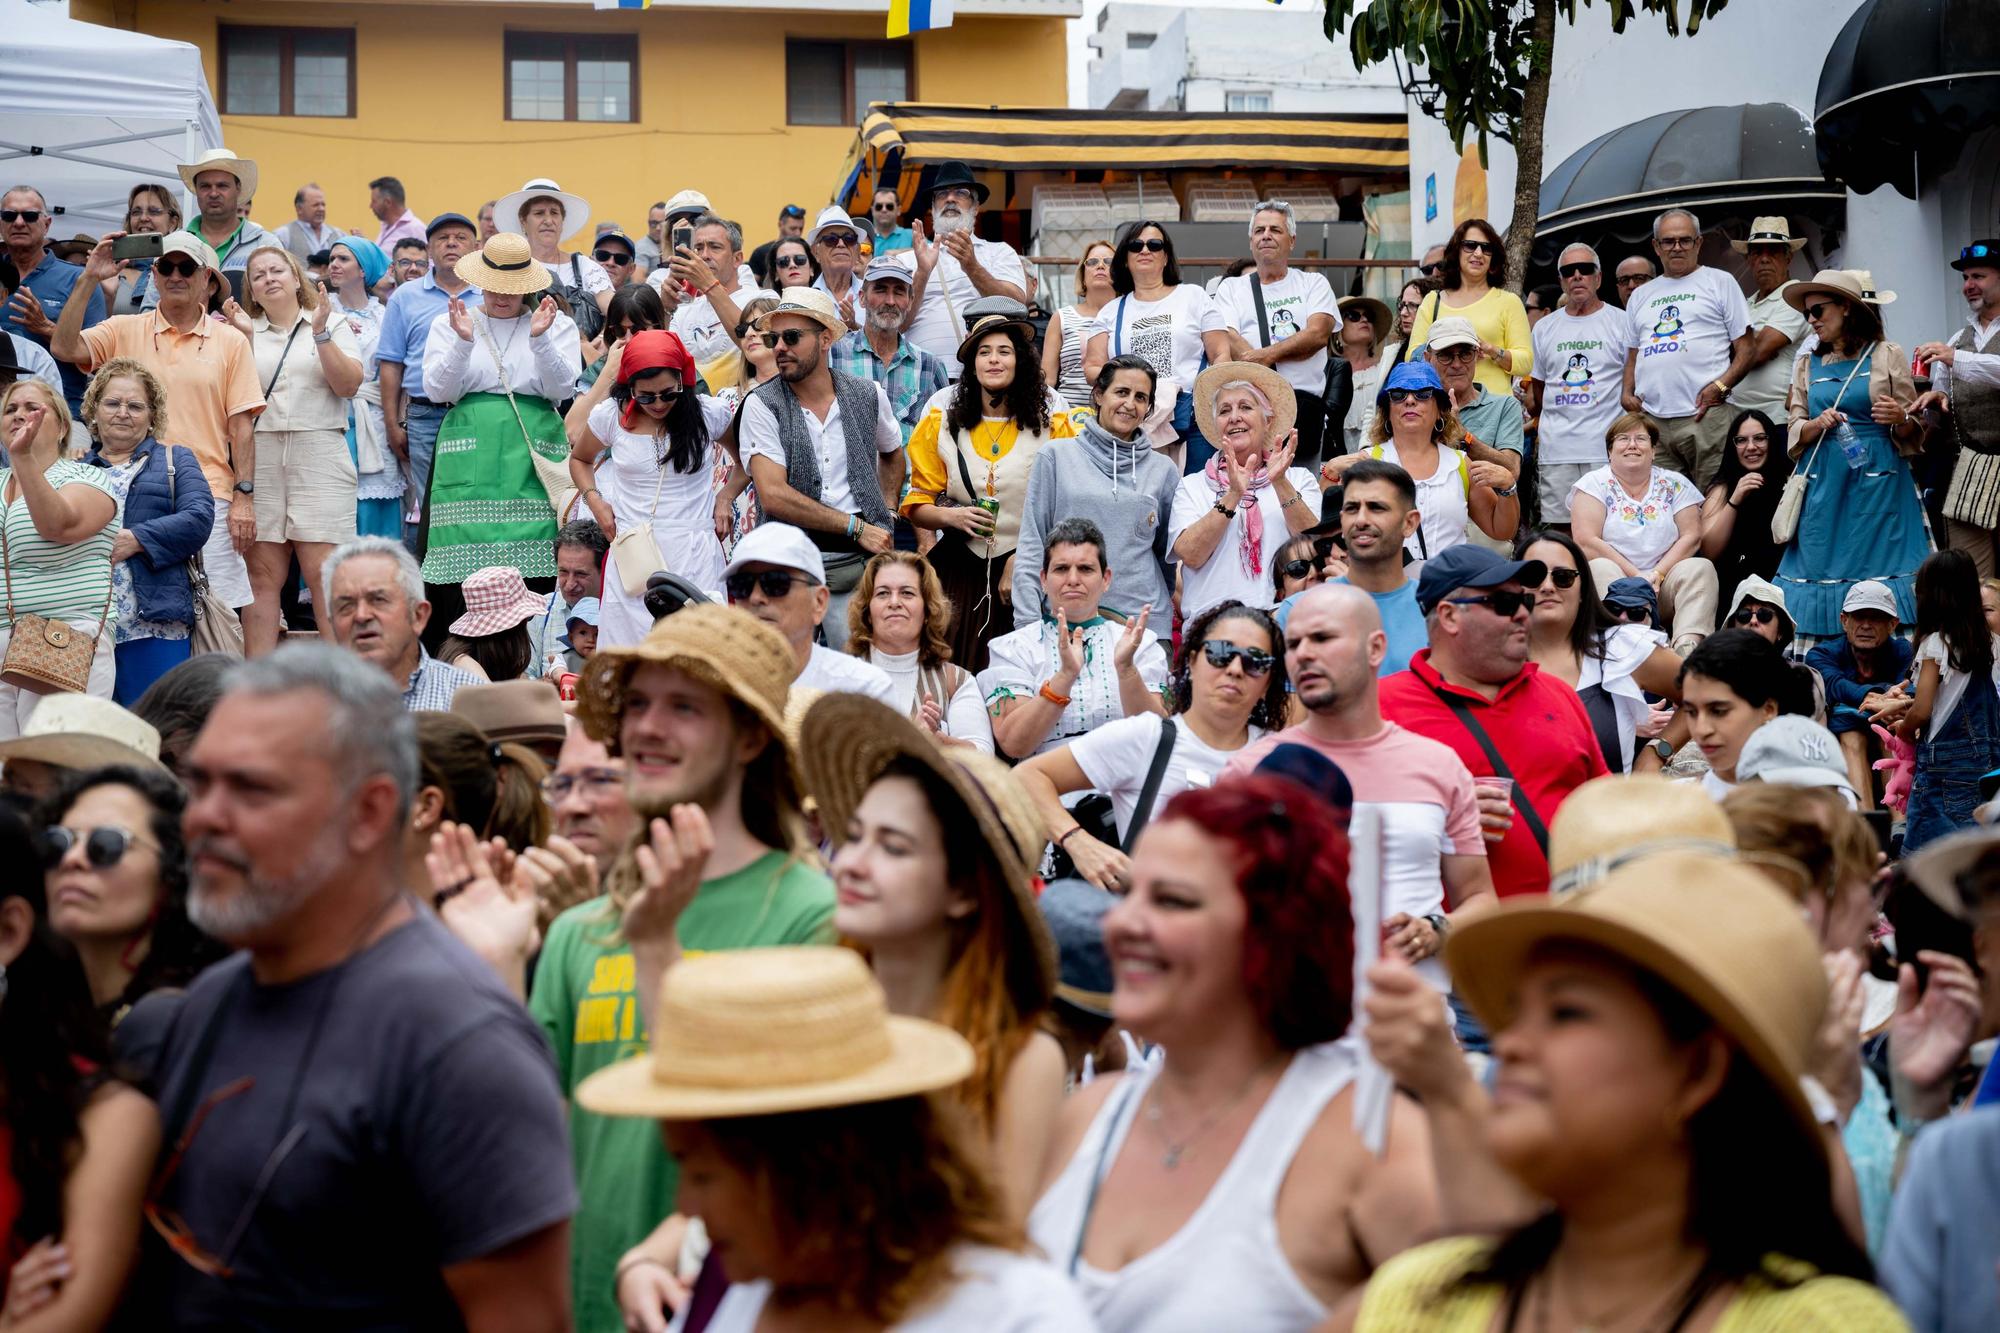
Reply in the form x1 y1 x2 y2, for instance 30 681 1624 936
484 311 525 366
1534 1249 1709 1333
1142 1052 1286 1170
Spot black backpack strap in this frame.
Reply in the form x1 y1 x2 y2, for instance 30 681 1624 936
1250 276 1272 348
1121 715 1181 852
1418 675 1550 853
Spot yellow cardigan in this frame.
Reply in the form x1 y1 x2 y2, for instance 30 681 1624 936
1406 286 1534 395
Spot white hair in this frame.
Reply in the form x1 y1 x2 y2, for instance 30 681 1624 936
1558 242 1601 268
325 536 425 611
1216 379 1275 418
1250 200 1297 238
1652 208 1701 240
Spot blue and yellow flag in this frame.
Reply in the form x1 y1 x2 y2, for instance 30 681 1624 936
888 0 955 39
592 0 651 9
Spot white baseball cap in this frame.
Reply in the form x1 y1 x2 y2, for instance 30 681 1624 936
1737 715 1857 803
724 522 826 585
664 189 712 220
1426 316 1480 351
1841 580 1900 618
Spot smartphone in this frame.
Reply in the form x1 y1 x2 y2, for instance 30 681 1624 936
670 221 693 252
112 233 165 261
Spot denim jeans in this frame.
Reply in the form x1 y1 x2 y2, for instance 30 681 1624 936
402 400 448 556
1904 669 2000 852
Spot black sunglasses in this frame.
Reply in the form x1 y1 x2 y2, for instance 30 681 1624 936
1125 238 1169 253
1460 239 1498 256
758 329 812 349
1541 567 1581 588
593 249 633 264
631 388 680 406
1804 302 1836 320
1417 262 1441 276
726 570 818 601
1385 387 1438 404
1278 558 1318 583
1729 605 1779 627
1606 604 1652 622
775 253 812 267
0 210 42 224
41 825 154 870
1558 262 1598 278
1448 590 1532 617
155 257 202 279
1200 641 1275 676
818 233 859 250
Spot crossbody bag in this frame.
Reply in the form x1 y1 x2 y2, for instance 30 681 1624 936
1048 715 1179 880
165 448 246 657
0 471 116 695
1419 674 1549 853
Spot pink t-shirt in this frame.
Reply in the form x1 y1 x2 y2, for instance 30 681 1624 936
1225 722 1484 990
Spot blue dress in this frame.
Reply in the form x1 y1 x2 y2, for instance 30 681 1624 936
1774 347 1929 637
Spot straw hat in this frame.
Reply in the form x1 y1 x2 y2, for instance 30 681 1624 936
1731 217 1808 254
1194 360 1298 452
177 147 258 201
1448 851 1829 1144
450 679 566 750
0 694 163 773
760 286 847 339
955 306 1037 363
448 567 551 637
454 233 552 297
576 602 794 750
796 693 1058 1003
576 946 975 1119
1337 295 1393 336
1783 268 1897 312
498 177 591 241
1545 775 1735 897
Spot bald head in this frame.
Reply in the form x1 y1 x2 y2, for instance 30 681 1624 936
1284 584 1386 719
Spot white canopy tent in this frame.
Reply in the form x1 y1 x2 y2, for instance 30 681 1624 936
0 0 223 232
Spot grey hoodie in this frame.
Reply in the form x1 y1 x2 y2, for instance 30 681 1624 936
1011 418 1180 625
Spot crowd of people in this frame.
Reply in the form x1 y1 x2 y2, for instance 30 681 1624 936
0 147 1996 1331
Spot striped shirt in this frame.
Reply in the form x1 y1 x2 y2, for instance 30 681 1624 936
0 462 120 631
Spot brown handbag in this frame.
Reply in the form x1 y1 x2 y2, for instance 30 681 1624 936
1 484 114 695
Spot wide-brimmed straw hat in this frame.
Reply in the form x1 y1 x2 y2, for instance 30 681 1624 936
577 946 975 1119
1448 851 1829 1145
450 679 566 750
0 694 163 773
177 147 258 201
455 233 551 296
759 286 847 339
796 694 1058 1005
449 567 550 637
1731 216 1808 254
576 602 794 751
1783 268 1897 312
498 177 590 241
1545 775 1735 896
1194 361 1298 452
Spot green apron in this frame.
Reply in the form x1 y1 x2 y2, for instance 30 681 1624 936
420 391 566 584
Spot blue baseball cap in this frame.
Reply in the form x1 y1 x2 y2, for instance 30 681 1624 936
426 211 477 238
1038 877 1115 1018
1377 359 1448 403
862 254 913 286
1414 544 1548 615
1602 576 1659 620
1252 744 1354 825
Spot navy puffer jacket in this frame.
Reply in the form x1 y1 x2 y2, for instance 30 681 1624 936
81 437 213 626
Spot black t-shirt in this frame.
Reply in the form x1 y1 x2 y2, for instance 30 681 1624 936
115 909 576 1331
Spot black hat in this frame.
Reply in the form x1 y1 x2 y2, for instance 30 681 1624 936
919 161 990 207
1952 239 2000 272
1252 744 1354 824
0 337 24 378
1413 544 1547 616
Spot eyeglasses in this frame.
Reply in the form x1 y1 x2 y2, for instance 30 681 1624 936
1656 236 1698 250
593 249 633 264
631 388 681 406
1200 641 1275 676
1447 590 1533 617
1278 558 1318 583
1729 605 1779 627
1558 262 1598 278
1961 243 1995 265
1385 387 1438 404
1397 299 1422 313
758 329 812 349
1431 346 1478 362
130 206 171 219
1541 567 1581 589
1460 239 1498 256
156 257 202 279
0 210 42 224
41 825 157 870
1804 303 1833 320
1617 273 1649 287
818 233 858 250
726 569 818 601
1125 238 1169 253
540 768 624 801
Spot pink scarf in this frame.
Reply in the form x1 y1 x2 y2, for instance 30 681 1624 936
1204 454 1271 578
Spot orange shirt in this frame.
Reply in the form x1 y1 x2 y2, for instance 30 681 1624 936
78 310 264 499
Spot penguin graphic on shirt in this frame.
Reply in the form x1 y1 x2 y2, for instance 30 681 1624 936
1650 305 1684 342
1560 353 1593 387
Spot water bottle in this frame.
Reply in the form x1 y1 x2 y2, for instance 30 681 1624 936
1834 416 1866 470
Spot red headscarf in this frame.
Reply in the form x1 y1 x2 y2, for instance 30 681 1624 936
617 330 697 431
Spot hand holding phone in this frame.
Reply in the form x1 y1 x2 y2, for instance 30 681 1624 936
112 233 165 262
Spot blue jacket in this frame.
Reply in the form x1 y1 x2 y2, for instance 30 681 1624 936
82 438 213 626
1807 633 1915 711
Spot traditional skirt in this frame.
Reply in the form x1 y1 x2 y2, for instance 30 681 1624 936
419 391 567 584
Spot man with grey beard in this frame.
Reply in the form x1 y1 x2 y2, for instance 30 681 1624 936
113 644 575 1331
896 160 1027 376
830 255 950 445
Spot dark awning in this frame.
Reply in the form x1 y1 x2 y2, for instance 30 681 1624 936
1537 102 1842 242
1815 0 2000 199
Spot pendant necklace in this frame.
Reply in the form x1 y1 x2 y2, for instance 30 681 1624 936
1142 1052 1285 1170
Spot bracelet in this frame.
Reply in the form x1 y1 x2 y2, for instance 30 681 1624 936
846 513 861 539
704 282 720 294
312 330 334 346
1214 500 1237 519
1493 484 1518 498
1281 493 1305 509
612 1254 671 1290
1038 681 1072 706
1054 826 1086 849
582 488 602 503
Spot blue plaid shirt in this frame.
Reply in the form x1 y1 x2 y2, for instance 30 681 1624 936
830 330 949 445
402 647 482 712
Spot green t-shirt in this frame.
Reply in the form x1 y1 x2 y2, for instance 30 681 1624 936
529 849 835 1333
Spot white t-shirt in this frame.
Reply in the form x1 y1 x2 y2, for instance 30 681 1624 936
1071 714 1264 842
675 1245 1097 1332
737 381 903 514
1215 269 1341 394
1733 282 1809 417
894 237 1029 373
1916 631 2000 734
1625 265 1752 418
1367 441 1470 558
798 643 897 704
544 252 612 298
1168 467 1323 617
868 647 996 754
1570 465 1701 570
667 285 778 367
1532 303 1634 465
1088 285 1227 388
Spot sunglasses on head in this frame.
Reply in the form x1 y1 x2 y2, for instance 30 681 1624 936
631 387 680 406
1460 239 1498 256
1447 590 1532 617
1961 243 1995 264
593 249 632 264
1200 641 1275 676
1542 566 1581 588
0 210 42 224
41 825 154 870
1729 605 1779 627
155 257 202 279
1558 262 1598 278
758 329 813 349
1125 238 1168 253
726 569 817 601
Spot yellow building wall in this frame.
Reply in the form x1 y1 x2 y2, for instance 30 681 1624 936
86 2 1069 251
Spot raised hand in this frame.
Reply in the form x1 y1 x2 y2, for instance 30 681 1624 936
910 231 938 279
5 287 54 339
1220 446 1251 504
220 298 254 339
1890 951 1982 1095
1363 955 1473 1103
81 232 128 285
1264 428 1298 477
426 822 541 972
624 806 715 948
529 295 560 337
447 295 475 343
1053 609 1085 684
918 693 945 734
3 400 43 456
311 281 332 335
1113 602 1152 673
1730 471 1765 504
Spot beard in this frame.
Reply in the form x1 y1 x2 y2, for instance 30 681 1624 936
187 817 348 943
931 204 971 238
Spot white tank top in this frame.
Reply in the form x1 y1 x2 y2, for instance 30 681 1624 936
1027 1043 1356 1332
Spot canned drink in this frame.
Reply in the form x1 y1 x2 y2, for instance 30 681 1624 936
977 497 999 516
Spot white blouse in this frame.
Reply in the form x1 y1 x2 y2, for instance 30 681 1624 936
868 646 996 754
421 308 581 406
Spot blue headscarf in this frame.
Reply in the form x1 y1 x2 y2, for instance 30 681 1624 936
330 236 389 293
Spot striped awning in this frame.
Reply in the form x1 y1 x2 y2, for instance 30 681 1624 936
837 103 1407 205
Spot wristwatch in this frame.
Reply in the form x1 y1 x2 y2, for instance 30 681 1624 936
1492 484 1518 497
233 480 255 495
1648 738 1674 761
1423 912 1450 943
312 330 334 346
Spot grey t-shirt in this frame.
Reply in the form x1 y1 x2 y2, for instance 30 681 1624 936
116 908 576 1331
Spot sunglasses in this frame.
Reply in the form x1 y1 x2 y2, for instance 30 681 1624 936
1200 641 1275 676
1278 558 1318 583
1729 605 1779 627
1558 262 1598 278
593 249 633 264
776 255 812 269
1460 239 1498 256
1607 604 1652 622
818 233 858 250
1125 238 1169 253
1385 387 1438 404
1447 590 1533 617
1542 567 1581 588
726 569 818 601
1417 262 1441 276
155 257 203 279
0 210 42 224
631 388 680 406
41 825 156 870
758 329 813 349
1804 303 1836 320
1961 243 1995 264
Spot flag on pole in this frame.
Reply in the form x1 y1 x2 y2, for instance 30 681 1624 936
593 0 651 9
888 0 955 39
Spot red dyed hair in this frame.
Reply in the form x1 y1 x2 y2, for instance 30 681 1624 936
1156 775 1354 1049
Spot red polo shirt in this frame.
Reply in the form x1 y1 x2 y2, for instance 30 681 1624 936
1378 650 1607 897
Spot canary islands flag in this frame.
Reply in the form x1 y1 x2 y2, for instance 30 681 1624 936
592 0 651 9
888 0 954 39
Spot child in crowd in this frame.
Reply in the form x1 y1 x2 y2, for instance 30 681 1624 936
1897 549 2000 849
